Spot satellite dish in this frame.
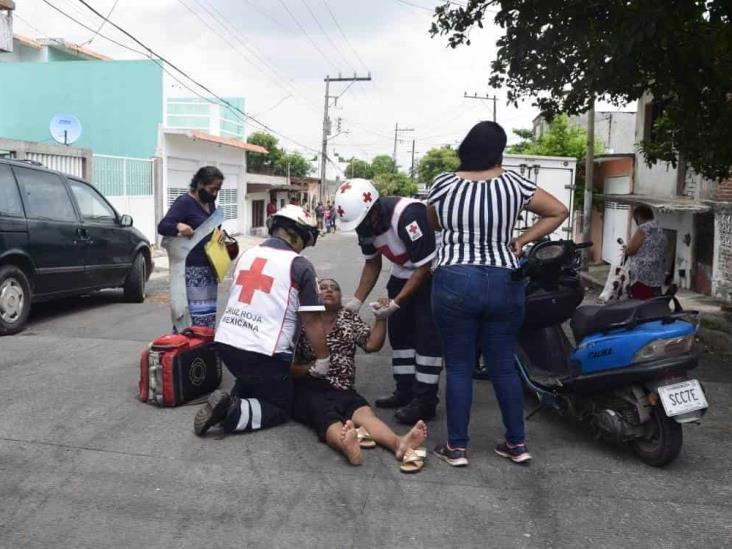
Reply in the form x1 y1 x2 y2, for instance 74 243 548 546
49 113 82 145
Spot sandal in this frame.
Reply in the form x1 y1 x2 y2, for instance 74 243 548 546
356 426 376 449
400 448 424 474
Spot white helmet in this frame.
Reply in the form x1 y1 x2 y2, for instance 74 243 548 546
333 178 380 232
267 204 319 247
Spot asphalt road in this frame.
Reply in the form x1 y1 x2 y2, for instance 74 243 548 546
1 232 731 549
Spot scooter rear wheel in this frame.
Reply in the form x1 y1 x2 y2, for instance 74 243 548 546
630 409 683 467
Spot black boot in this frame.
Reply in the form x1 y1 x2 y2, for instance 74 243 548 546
193 390 231 436
394 399 436 424
374 391 412 409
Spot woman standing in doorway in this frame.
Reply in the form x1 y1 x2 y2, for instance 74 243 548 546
624 205 667 299
427 121 568 466
158 166 224 329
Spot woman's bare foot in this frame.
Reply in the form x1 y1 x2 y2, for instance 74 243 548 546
340 420 363 465
395 420 428 460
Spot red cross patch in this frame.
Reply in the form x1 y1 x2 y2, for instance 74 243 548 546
363 192 373 203
337 205 345 217
339 182 352 194
236 257 274 304
405 221 423 241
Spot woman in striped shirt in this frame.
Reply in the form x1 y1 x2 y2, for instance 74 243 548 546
427 121 568 466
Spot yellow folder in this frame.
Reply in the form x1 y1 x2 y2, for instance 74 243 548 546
204 228 232 283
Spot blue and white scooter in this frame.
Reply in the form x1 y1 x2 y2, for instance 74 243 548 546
514 240 708 467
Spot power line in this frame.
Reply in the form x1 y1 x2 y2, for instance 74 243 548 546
277 0 339 72
300 0 357 73
321 0 370 72
176 0 307 107
81 0 120 45
67 0 322 154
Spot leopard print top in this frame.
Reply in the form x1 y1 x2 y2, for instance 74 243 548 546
295 308 371 391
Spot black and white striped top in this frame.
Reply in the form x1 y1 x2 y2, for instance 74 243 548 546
427 170 537 269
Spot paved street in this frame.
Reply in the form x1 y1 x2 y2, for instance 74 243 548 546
1 232 731 549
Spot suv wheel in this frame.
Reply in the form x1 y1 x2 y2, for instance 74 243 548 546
123 253 146 303
0 265 32 335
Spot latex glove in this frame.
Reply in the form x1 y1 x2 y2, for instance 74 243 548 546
308 356 331 378
369 299 400 320
343 297 363 313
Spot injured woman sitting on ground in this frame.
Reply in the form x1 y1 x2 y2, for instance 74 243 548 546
291 278 428 473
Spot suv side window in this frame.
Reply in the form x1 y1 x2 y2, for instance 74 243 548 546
69 180 117 224
0 164 24 217
13 166 77 222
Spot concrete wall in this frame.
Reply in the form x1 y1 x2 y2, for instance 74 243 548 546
712 205 732 302
107 195 156 244
161 133 247 235
0 39 46 63
569 111 636 154
654 210 695 290
0 60 162 158
243 191 268 235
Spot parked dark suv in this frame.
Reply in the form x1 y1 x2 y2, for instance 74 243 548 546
0 158 153 335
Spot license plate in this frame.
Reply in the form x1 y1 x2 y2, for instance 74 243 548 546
658 379 708 417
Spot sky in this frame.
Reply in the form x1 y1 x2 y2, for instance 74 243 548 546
13 0 620 179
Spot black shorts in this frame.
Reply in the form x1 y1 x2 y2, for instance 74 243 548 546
292 378 369 441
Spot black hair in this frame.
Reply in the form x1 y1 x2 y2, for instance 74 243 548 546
633 205 654 222
457 121 507 171
318 278 341 291
189 166 224 191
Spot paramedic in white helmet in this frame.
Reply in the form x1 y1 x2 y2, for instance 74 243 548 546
334 179 442 425
193 205 331 437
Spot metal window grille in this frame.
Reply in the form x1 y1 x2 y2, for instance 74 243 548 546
93 155 153 197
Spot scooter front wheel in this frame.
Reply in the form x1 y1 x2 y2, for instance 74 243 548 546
630 409 683 467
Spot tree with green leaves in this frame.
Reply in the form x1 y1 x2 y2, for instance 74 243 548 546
373 171 418 197
246 131 311 177
246 131 282 173
371 155 397 176
508 115 604 210
274 152 312 178
508 115 603 159
344 158 374 179
418 146 460 184
431 1 732 181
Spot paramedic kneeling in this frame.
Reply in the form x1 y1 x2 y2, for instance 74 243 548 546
193 205 330 436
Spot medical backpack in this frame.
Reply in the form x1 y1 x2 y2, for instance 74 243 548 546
139 326 222 407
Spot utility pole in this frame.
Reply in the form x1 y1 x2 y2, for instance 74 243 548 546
320 73 372 201
393 123 415 170
581 100 596 270
464 92 498 122
410 139 416 181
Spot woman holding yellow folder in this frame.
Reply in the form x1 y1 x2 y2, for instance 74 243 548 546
158 166 224 329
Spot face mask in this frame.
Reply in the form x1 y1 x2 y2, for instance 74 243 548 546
199 188 216 204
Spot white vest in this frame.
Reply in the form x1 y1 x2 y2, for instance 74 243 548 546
371 198 421 279
215 244 301 356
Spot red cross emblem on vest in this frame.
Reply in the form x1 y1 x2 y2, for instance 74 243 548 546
337 205 345 217
236 258 274 304
363 192 373 203
339 182 352 194
409 224 418 234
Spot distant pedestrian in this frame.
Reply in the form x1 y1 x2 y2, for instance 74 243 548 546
267 199 277 219
315 201 325 232
323 203 332 234
157 166 224 329
624 205 667 300
427 121 568 467
328 202 337 232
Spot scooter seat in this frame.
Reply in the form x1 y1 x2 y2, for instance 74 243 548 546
571 297 674 342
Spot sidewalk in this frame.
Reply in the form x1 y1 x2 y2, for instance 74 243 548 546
150 233 265 278
581 264 732 354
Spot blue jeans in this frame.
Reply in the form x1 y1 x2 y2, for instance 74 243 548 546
432 265 526 448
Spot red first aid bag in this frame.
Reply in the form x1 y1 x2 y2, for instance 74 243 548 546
139 326 222 407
